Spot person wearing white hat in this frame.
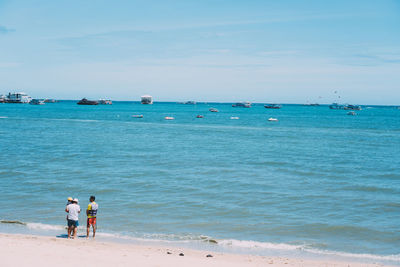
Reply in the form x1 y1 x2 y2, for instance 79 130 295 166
65 198 81 239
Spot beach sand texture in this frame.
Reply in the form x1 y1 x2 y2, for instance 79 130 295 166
0 233 392 267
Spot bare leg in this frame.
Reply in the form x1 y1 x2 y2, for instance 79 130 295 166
73 226 77 239
86 226 90 238
67 226 72 238
92 224 96 238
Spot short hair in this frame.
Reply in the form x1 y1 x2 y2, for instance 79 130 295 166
90 195 95 201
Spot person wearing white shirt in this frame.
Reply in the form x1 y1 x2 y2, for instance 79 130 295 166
65 198 81 239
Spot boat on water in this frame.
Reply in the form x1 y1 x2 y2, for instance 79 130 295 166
99 99 112 105
5 92 32 103
268 118 278 121
196 115 204 118
209 108 218 112
30 99 45 105
44 99 57 103
230 116 239 120
141 95 153 104
264 104 281 109
344 105 362 110
132 115 143 118
0 95 6 103
329 103 362 110
232 102 251 108
329 103 344 109
303 103 320 106
347 111 357 116
165 116 175 120
77 98 99 105
183 101 196 105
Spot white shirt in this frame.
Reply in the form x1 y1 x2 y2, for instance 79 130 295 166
66 203 81 221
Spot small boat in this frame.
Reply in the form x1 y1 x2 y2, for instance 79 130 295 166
77 98 98 105
268 118 278 121
329 103 345 109
44 99 57 103
164 116 175 120
183 101 196 105
264 104 281 109
196 115 204 118
232 102 251 108
344 105 362 110
230 116 239 120
209 108 218 112
347 111 357 116
29 99 45 105
99 99 112 105
132 115 143 118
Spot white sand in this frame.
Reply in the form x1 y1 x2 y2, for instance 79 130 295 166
0 233 392 267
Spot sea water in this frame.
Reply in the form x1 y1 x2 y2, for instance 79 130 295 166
0 102 399 264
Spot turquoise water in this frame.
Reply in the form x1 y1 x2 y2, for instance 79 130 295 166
1 102 399 263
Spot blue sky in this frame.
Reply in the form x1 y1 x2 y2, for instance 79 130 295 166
0 0 399 104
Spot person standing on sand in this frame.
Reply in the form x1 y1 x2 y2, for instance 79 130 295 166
86 195 98 239
65 198 80 239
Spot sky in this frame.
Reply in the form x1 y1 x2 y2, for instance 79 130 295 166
0 0 399 104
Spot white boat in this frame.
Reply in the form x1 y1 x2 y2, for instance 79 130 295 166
5 92 32 103
164 116 174 120
230 116 239 120
209 108 218 112
141 95 153 104
268 118 278 121
99 99 112 105
132 115 143 118
29 99 45 105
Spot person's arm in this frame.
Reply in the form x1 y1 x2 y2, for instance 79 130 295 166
65 207 68 213
86 204 90 216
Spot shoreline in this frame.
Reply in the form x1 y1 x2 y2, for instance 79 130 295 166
0 233 395 267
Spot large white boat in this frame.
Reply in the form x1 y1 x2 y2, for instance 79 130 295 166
6 92 32 103
141 95 153 104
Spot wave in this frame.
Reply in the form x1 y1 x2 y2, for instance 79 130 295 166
1 220 399 263
0 116 8 119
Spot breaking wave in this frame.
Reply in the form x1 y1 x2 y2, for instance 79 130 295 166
1 220 399 263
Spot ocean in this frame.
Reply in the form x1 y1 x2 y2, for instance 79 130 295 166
0 101 399 264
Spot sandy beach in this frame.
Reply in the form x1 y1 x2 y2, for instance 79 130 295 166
0 233 393 267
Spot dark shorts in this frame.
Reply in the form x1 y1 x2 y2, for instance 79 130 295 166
87 217 96 226
68 219 79 228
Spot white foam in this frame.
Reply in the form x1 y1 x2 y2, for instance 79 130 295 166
26 223 65 231
0 116 8 119
304 248 400 262
218 239 304 251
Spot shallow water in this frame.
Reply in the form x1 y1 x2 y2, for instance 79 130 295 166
0 102 399 263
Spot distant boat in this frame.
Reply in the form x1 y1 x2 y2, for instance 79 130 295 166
141 95 153 104
183 101 196 105
303 103 319 106
44 99 57 103
5 92 32 103
264 104 281 109
329 103 344 109
347 111 357 116
196 115 204 118
230 116 239 120
99 99 112 105
132 115 143 118
77 98 98 105
209 108 218 112
164 116 174 120
29 99 45 105
268 118 278 121
344 105 362 110
232 102 251 108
